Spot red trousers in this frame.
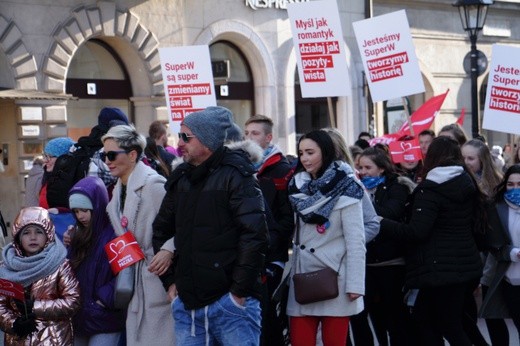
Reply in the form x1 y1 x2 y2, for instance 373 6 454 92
290 316 350 346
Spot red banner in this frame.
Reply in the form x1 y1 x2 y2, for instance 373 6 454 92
105 232 145 274
456 108 466 126
389 137 422 163
0 278 25 301
398 90 449 136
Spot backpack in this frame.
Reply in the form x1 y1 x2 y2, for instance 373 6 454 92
46 146 95 208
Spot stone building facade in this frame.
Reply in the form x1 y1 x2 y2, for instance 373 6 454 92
0 0 519 226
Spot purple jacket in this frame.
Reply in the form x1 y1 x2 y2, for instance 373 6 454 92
67 176 125 336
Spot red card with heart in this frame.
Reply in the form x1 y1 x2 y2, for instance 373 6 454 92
0 278 25 301
389 137 423 163
105 232 145 274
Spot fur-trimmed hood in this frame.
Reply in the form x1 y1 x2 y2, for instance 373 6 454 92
170 139 263 172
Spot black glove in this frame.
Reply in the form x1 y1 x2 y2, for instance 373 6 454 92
14 298 34 315
12 314 37 338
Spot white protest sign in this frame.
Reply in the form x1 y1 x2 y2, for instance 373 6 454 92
482 45 520 135
159 45 217 134
353 10 424 102
287 0 351 97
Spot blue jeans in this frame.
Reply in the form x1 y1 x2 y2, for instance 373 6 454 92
173 293 261 346
74 332 121 346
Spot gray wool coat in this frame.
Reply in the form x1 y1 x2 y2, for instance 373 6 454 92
106 161 174 345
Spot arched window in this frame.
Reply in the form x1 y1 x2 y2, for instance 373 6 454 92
210 41 254 127
66 39 131 139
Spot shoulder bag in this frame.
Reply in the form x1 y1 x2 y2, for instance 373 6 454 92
292 217 342 305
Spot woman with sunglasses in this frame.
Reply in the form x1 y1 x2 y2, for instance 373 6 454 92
101 124 174 346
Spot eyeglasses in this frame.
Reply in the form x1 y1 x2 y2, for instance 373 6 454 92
100 150 128 162
178 132 196 143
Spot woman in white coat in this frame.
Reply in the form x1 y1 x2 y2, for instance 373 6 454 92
101 124 174 346
287 130 366 346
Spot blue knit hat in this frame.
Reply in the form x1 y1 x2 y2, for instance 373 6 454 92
98 107 129 132
182 106 233 151
44 137 74 157
69 193 93 210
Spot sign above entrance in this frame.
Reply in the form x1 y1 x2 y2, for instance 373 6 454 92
246 0 309 10
159 45 217 134
353 10 424 102
287 0 351 98
482 44 520 135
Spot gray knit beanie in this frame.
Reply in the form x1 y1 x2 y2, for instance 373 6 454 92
182 106 233 151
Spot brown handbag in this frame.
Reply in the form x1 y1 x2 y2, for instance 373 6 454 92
292 266 339 304
292 216 342 305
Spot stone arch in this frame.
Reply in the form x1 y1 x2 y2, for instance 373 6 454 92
193 20 277 119
0 14 38 90
42 3 161 96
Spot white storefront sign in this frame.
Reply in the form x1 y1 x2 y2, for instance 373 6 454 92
245 0 309 10
482 44 520 134
159 45 217 134
287 0 351 97
353 10 424 102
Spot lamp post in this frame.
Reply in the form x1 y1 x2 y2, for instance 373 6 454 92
453 0 493 139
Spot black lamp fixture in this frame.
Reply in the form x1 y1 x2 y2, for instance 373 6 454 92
453 0 493 139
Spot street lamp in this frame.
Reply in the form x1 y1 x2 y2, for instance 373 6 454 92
453 0 493 138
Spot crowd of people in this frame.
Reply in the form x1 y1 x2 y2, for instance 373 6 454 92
1 105 520 346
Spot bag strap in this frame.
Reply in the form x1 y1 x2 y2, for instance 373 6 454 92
293 215 346 274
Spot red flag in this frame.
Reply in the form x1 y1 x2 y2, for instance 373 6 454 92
398 90 449 136
0 278 25 301
456 108 466 126
389 137 422 163
368 133 403 146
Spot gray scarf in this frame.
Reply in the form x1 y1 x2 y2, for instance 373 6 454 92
0 239 68 288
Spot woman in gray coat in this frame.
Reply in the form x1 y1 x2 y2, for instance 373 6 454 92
102 125 174 346
286 130 366 346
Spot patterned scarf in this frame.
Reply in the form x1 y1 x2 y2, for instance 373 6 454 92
288 161 363 224
505 188 520 207
0 239 68 288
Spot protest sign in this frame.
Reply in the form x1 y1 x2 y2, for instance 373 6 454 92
287 0 351 97
389 137 422 163
105 232 145 274
0 278 25 301
482 45 520 134
159 45 217 134
353 10 424 102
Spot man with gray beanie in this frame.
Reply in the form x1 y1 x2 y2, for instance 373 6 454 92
153 106 269 345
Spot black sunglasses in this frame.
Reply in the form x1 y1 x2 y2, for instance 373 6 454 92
100 150 128 162
178 132 196 143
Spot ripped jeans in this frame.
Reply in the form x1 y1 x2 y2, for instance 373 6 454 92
172 293 261 346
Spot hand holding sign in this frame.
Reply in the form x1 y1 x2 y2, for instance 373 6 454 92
105 232 145 274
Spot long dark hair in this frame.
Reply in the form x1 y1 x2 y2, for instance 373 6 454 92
422 136 465 175
69 217 94 270
296 130 335 179
494 164 520 203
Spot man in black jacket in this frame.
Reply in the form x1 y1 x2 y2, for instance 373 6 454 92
152 106 269 345
245 115 294 345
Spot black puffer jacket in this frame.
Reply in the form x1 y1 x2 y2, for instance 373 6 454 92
380 167 483 289
152 147 269 310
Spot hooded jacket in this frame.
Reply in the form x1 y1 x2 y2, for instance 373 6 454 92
0 207 80 346
380 166 483 288
67 176 125 336
153 146 269 310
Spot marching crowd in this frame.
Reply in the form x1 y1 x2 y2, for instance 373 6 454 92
0 105 520 346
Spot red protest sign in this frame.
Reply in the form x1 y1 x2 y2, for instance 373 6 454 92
105 232 145 274
0 278 25 301
389 137 422 164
